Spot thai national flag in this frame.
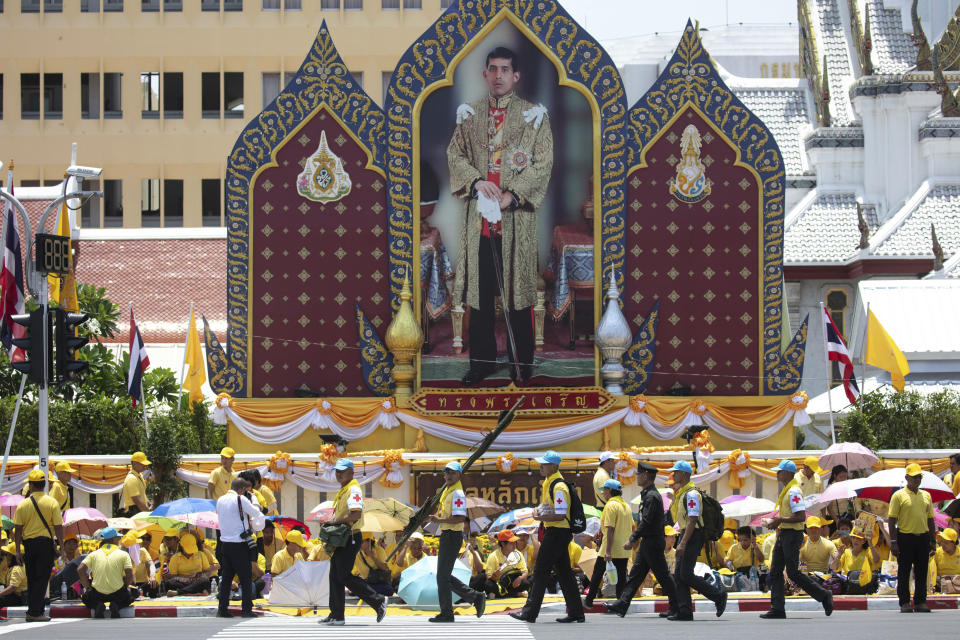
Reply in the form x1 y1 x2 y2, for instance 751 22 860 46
0 192 26 363
824 307 860 404
128 308 150 406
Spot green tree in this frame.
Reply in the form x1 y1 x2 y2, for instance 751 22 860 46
144 412 189 506
838 388 960 449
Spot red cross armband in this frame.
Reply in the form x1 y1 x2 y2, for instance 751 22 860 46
450 489 467 517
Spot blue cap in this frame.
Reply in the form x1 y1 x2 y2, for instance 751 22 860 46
667 460 693 474
773 459 797 473
535 450 562 465
444 461 462 472
98 527 119 540
602 479 622 491
333 458 354 471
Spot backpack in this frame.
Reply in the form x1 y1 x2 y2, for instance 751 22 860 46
549 478 586 534
697 492 725 542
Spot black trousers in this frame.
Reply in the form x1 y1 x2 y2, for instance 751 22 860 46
166 577 210 595
81 585 135 612
23 537 55 617
329 532 382 620
0 593 24 607
520 527 584 621
469 235 534 378
218 541 254 614
769 528 829 611
585 555 627 602
674 529 723 616
614 536 678 612
896 532 932 605
437 530 480 616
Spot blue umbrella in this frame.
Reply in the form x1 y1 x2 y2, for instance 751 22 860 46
397 555 473 610
150 497 216 518
487 507 535 533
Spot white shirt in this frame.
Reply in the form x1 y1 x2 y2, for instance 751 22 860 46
217 490 264 543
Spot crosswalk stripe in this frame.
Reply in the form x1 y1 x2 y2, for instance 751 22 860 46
211 615 535 638
0 619 77 635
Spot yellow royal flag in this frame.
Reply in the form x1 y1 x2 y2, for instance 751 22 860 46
182 309 206 408
859 555 872 586
865 309 910 392
48 201 79 312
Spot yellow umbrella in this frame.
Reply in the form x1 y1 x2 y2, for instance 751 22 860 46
360 512 407 534
578 547 598 577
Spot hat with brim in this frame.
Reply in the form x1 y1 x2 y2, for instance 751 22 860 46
55 461 77 473
535 450 562 465
178 535 198 554
939 528 959 543
285 530 308 548
773 459 797 473
602 478 622 491
667 460 692 474
598 451 615 464
444 461 463 473
131 451 151 465
220 447 235 459
805 516 823 528
803 456 823 473
664 525 678 536
409 532 424 541
905 463 923 477
637 461 658 474
98 527 119 541
496 529 519 543
27 469 45 482
333 458 354 471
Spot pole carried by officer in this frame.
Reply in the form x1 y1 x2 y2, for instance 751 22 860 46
427 461 486 622
604 461 678 618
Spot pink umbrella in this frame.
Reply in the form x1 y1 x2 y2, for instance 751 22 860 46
721 495 749 504
808 478 867 511
749 511 778 527
63 507 109 536
307 500 334 522
934 507 951 530
855 468 954 503
0 494 24 518
819 442 878 472
170 510 220 529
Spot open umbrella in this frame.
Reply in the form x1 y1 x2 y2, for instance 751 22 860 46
267 560 330 606
583 504 602 519
131 511 186 532
577 547 599 577
0 494 24 518
150 497 216 518
308 501 335 523
363 497 414 524
106 517 140 531
721 496 776 520
464 497 505 520
62 507 109 537
1 515 13 531
819 442 878 472
488 507 535 532
422 515 492 536
360 511 406 534
397 555 472 610
944 499 960 519
634 491 672 512
855 468 953 502
171 510 220 530
267 515 311 539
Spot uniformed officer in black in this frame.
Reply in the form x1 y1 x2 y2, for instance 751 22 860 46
604 461 678 618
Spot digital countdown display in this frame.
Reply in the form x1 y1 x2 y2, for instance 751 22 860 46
35 233 71 276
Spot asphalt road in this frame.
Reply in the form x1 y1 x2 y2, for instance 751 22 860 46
0 610 957 639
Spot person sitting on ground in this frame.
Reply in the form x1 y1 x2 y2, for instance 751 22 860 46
718 529 737 567
261 522 284 569
183 529 220 574
832 531 881 594
78 527 135 619
159 528 180 573
164 532 215 596
0 543 26 607
515 529 538 571
799 517 838 574
230 553 267 599
824 465 852 528
123 530 158 598
50 533 85 599
567 537 588 589
401 532 428 569
480 529 529 599
0 539 12 586
461 533 485 588
725 526 762 575
353 532 393 596
270 530 306 577
934 528 960 591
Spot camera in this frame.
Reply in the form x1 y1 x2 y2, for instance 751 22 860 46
66 165 103 179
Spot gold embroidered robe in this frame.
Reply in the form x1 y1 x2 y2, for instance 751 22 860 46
447 94 554 311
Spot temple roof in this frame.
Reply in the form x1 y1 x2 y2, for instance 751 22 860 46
810 0 859 125
784 193 860 264
733 83 815 176
866 0 917 74
872 185 960 258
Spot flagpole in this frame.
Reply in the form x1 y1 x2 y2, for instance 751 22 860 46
177 302 194 411
0 374 27 491
130 302 149 436
861 301 870 396
1 162 12 256
820 302 837 444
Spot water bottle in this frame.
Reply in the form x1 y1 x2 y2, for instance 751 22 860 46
263 572 272 595
749 566 759 591
210 577 218 597
61 581 68 600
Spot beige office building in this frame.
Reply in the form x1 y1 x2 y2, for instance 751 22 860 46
0 0 447 228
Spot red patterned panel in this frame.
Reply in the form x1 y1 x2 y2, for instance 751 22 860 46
625 109 762 396
250 110 390 397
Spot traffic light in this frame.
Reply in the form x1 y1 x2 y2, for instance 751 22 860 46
10 309 51 384
55 309 90 383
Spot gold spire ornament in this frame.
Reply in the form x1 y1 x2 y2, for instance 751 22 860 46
296 130 352 203
385 271 423 402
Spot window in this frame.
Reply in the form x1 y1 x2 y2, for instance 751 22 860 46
381 0 398 8
224 72 244 118
164 0 181 9
201 72 220 118
261 72 280 106
142 0 159 11
103 180 122 227
104 0 124 12
201 0 218 9
0 75 3 120
81 73 100 119
344 0 361 8
22 0 40 13
103 72 122 118
224 0 241 10
140 72 159 118
285 0 300 8
81 0 99 12
403 0 420 7
202 179 221 226
44 0 62 10
441 0 454 6
81 179 100 227
164 179 183 227
262 0 279 7
44 73 63 119
350 71 363 89
21 74 40 119
141 179 160 227
381 71 392 105
163 72 183 118
320 0 337 8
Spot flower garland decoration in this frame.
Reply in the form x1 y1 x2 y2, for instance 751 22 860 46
629 394 648 413
262 451 291 491
615 450 637 485
727 448 751 490
379 450 405 488
212 393 233 425
691 429 714 471
314 444 341 483
496 452 516 473
790 391 808 411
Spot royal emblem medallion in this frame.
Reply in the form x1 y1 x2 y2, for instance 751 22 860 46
668 124 712 203
297 130 352 203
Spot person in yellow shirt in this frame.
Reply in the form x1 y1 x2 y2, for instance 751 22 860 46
121 452 152 517
13 468 65 622
50 461 75 512
593 452 616 507
400 531 428 569
0 540 13 586
50 534 83 600
260 522 284 569
481 529 529 598
206 447 236 501
935 527 960 588
799 516 838 573
584 479 632 607
515 529 538 572
164 533 215 596
888 463 936 613
78 528 135 618
182 529 220 574
0 543 26 607
123 530 159 598
795 456 824 497
353 533 393 596
270 529 307 576
832 532 880 594
946 453 960 498
725 526 762 574
664 525 678 569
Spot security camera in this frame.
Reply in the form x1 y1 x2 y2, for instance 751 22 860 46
66 165 103 179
